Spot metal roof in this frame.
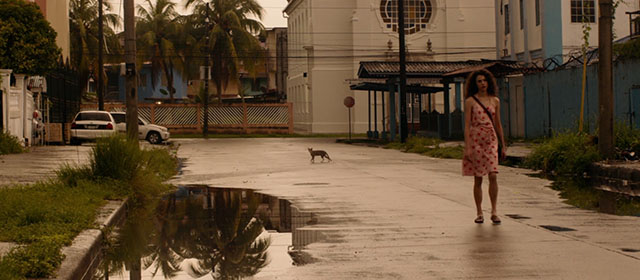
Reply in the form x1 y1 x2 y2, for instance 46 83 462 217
443 61 536 78
357 60 490 78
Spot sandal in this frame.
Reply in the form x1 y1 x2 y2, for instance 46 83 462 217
491 215 501 224
474 215 484 224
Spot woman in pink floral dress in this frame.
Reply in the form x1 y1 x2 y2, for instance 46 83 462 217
462 69 506 224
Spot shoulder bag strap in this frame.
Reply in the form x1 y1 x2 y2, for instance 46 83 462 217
471 95 495 127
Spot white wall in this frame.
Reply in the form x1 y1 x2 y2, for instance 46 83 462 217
561 0 635 58
287 0 496 133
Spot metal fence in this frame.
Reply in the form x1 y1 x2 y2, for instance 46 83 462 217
81 103 294 134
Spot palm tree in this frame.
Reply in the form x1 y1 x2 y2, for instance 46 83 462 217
185 0 266 104
184 189 271 279
69 0 121 96
136 0 183 103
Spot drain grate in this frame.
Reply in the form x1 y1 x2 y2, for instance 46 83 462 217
539 225 576 232
505 214 531 220
620 248 640 253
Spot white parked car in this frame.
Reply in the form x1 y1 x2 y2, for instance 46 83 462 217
109 112 170 144
70 110 117 145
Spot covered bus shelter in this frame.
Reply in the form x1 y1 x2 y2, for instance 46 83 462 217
348 60 491 141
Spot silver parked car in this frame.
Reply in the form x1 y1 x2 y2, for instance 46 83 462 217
109 112 170 144
70 110 117 145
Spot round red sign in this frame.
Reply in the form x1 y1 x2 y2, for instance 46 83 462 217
344 96 355 108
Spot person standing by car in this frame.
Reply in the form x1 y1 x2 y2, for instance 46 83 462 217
462 69 506 224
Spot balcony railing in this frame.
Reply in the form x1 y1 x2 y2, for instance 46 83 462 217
627 10 640 39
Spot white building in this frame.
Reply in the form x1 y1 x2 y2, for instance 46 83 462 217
1 70 35 146
284 0 497 134
496 0 640 64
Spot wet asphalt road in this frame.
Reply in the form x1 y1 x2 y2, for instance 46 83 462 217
2 139 640 279
169 138 640 279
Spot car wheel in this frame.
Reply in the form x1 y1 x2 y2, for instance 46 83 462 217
70 137 81 146
147 131 161 144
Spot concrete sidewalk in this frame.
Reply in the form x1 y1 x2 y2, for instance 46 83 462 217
172 138 640 279
0 145 91 187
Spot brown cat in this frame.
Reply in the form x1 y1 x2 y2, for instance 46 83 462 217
308 148 332 163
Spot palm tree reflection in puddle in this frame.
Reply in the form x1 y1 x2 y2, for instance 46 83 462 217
100 186 271 279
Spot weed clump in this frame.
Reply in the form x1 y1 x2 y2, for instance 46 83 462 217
0 130 24 155
523 132 600 175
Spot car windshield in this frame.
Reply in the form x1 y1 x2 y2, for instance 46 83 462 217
75 112 112 121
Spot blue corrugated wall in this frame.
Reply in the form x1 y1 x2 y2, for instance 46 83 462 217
523 59 640 138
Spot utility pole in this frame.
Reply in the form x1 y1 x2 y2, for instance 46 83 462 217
598 0 614 158
398 0 408 143
203 4 211 138
97 0 104 110
203 51 210 137
124 0 138 140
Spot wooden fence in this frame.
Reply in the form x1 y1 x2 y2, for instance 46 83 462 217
80 103 294 134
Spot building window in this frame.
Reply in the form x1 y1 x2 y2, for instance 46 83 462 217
535 0 540 26
519 0 524 29
380 0 433 35
571 0 596 23
504 4 510 35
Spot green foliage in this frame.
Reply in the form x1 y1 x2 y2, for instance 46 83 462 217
385 137 463 159
0 130 24 155
0 135 178 278
90 135 144 181
69 0 122 94
0 237 65 278
614 39 640 59
0 0 61 74
614 122 640 158
136 0 182 102
423 145 464 159
386 137 441 152
523 132 601 175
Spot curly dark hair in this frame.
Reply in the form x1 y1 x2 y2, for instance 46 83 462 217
464 69 498 98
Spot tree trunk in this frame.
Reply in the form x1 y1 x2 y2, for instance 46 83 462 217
162 61 174 103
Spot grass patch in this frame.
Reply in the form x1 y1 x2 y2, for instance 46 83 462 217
0 130 24 155
0 135 177 278
385 137 463 159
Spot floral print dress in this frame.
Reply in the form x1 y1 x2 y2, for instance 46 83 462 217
462 102 498 176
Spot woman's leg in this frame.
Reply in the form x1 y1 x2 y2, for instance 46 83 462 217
473 176 483 216
488 172 499 215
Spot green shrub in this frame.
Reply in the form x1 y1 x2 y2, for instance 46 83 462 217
90 135 143 182
614 122 640 157
524 132 600 175
0 130 24 155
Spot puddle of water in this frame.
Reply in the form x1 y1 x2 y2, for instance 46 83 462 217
93 186 320 279
544 176 640 216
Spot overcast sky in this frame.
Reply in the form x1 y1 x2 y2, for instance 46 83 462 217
105 0 288 28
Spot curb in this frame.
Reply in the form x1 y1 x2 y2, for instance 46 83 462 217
51 199 128 280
